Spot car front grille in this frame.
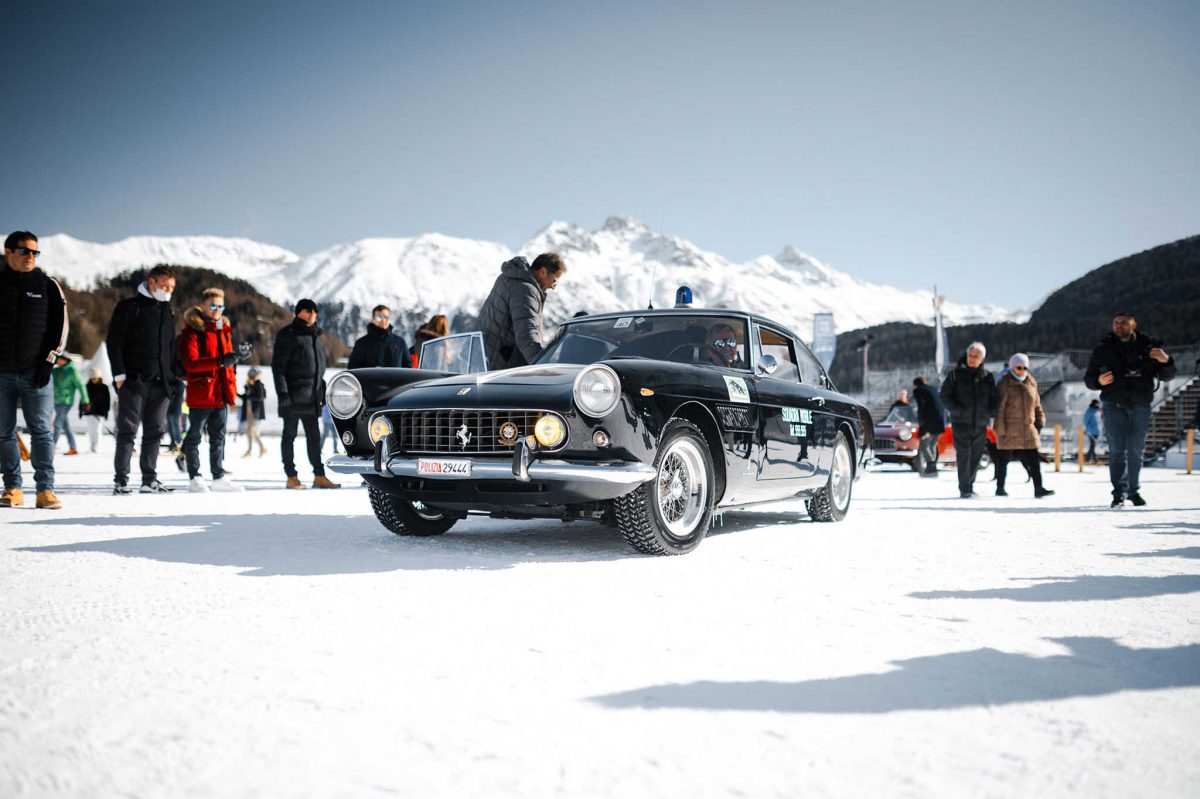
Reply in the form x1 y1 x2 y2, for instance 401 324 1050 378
874 439 897 452
389 408 566 454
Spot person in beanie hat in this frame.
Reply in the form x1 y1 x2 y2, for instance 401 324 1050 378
993 353 1054 498
0 231 67 510
178 288 243 492
272 299 339 489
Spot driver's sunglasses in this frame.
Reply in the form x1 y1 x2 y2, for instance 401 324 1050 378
17 246 40 257
208 304 225 311
374 315 389 322
1012 366 1027 372
712 338 737 349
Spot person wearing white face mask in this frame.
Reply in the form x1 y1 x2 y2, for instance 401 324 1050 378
105 265 178 494
993 353 1053 498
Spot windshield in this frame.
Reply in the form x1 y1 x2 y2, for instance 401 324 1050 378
882 404 918 424
537 314 751 369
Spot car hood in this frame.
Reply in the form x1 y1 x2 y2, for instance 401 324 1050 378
384 364 586 411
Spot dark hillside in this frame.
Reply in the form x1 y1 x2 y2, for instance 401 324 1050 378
829 234 1200 390
58 266 350 366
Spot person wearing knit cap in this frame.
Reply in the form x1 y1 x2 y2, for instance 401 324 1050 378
993 353 1054 498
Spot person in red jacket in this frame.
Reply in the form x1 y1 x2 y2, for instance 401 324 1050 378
178 288 242 493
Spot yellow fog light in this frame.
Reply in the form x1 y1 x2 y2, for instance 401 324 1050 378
368 415 393 445
534 415 565 448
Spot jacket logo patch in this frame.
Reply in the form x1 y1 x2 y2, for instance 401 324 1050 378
25 292 43 299
456 423 472 449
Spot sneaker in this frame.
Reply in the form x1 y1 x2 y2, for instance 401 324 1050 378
139 480 174 493
286 476 307 490
0 487 24 507
995 488 1008 497
1128 492 1146 507
210 476 244 493
35 491 62 509
113 481 133 495
1034 488 1056 499
959 490 975 499
189 476 210 493
65 449 79 456
312 475 341 489
1110 494 1124 509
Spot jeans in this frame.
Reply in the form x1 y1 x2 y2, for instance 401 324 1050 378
1102 401 1152 496
0 370 55 492
916 432 939 474
167 411 184 448
282 415 324 478
952 426 989 494
114 380 171 486
184 406 228 480
1085 434 1098 462
53 403 78 450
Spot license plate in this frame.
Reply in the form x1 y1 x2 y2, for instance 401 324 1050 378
417 458 472 477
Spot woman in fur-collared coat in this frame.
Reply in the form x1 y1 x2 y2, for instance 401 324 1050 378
994 353 1054 498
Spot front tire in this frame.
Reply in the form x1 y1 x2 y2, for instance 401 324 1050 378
807 431 854 522
368 486 457 536
613 419 714 555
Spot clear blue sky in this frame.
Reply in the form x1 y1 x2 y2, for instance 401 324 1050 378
3 0 1196 309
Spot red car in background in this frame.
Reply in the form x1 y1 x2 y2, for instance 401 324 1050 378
873 403 996 470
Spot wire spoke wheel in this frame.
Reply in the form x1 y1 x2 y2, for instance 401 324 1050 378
655 439 708 538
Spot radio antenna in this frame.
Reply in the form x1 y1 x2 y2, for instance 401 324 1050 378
647 201 666 309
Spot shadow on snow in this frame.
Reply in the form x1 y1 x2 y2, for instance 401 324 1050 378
592 637 1200 714
909 574 1200 602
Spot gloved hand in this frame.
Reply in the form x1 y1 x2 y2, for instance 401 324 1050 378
220 353 237 368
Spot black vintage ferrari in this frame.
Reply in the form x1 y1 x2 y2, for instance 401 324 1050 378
325 309 873 555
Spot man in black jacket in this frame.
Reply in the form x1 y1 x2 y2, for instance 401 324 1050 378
348 304 409 369
272 299 339 489
107 265 178 494
912 376 946 477
1084 312 1176 508
0 231 67 510
939 342 998 498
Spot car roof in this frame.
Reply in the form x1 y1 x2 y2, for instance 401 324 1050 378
559 307 801 339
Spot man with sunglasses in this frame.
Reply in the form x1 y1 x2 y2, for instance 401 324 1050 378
1084 311 1175 508
348 304 409 369
704 323 744 368
0 231 67 509
178 288 243 492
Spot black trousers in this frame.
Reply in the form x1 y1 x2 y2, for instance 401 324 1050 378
995 448 1043 492
114 380 170 486
184 406 227 480
281 415 324 477
952 427 989 494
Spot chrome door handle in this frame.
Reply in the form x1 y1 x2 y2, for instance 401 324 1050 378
812 397 826 407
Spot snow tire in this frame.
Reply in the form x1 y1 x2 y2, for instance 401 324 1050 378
613 418 714 556
807 431 854 523
368 486 457 536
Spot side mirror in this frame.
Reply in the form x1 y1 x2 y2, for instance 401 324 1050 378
757 354 778 376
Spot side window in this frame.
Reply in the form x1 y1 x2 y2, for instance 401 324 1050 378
795 341 825 386
757 326 800 383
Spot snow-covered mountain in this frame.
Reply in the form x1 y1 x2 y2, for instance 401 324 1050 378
38 218 1017 341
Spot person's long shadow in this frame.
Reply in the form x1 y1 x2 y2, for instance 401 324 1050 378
591 637 1200 713
1120 521 1200 536
1107 547 1200 560
908 574 1200 602
15 513 642 576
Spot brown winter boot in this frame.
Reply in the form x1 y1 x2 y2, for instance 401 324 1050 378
36 491 62 510
286 476 307 490
0 487 24 507
312 475 341 489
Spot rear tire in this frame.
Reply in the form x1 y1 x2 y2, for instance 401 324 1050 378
613 419 714 555
368 486 457 536
806 431 854 522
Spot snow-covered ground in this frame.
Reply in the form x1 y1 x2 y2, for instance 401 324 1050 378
3 445 1198 798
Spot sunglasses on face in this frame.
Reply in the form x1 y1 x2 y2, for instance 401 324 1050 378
1012 366 1027 372
208 304 225 311
16 246 40 257
712 338 737 349
374 315 389 322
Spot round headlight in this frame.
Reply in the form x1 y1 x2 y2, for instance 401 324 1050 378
534 414 566 448
327 372 363 419
368 414 393 445
572 365 620 418
898 427 913 442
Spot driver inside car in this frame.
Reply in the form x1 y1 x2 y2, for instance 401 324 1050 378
705 323 744 368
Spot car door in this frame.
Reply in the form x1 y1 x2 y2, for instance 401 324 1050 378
749 323 826 491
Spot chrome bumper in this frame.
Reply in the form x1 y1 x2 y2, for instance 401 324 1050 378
325 454 656 488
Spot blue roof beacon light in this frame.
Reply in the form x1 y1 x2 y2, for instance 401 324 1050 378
674 285 693 308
